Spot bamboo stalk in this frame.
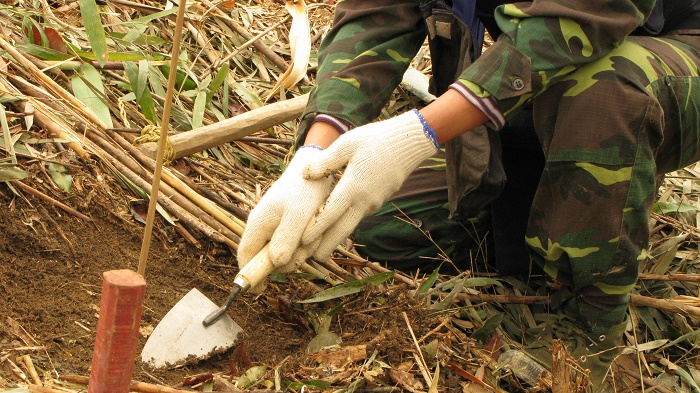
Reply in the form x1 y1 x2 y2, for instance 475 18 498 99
87 130 240 248
25 99 91 160
137 94 308 160
6 59 242 249
10 180 92 222
185 21 217 67
186 161 250 220
186 160 257 209
20 355 42 386
29 385 79 393
200 16 290 82
0 69 90 160
173 221 202 248
105 130 246 237
59 374 221 393
629 293 700 318
0 36 109 130
638 273 700 283
6 358 27 381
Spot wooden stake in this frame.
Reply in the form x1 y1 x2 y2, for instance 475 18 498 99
137 94 308 160
88 270 146 393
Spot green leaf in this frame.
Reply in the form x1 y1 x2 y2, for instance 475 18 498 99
125 61 157 123
21 17 36 43
463 277 503 288
653 201 699 214
621 339 668 355
207 63 229 104
298 271 395 303
432 276 466 310
160 64 198 91
47 163 72 192
229 79 262 107
282 380 331 391
71 63 113 128
0 104 16 165
660 329 700 351
79 0 109 66
0 166 28 182
117 7 179 26
108 30 167 46
676 366 700 393
222 79 230 118
470 312 504 342
191 90 206 129
15 44 72 61
306 331 340 354
416 266 440 297
235 366 267 389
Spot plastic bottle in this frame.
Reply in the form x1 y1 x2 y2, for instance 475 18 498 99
498 350 551 386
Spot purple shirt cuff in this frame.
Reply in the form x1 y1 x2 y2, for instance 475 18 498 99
312 114 352 134
449 82 506 130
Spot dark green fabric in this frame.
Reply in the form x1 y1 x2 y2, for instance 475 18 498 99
353 152 491 272
526 33 700 334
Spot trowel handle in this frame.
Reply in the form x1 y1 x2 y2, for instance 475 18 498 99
235 244 275 292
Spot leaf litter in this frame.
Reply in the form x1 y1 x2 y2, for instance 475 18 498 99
0 0 699 392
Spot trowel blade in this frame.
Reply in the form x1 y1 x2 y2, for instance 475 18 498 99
141 288 242 369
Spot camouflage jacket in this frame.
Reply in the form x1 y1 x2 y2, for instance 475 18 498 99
295 0 662 144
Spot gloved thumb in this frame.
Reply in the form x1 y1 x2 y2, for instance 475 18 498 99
302 140 355 180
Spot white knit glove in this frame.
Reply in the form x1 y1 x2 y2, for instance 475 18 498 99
238 146 333 275
301 109 439 261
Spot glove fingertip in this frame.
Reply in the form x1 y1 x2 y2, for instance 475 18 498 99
268 241 294 268
301 219 324 246
312 241 336 264
302 147 347 180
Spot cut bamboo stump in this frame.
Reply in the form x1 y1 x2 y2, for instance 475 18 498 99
138 94 308 160
88 270 146 393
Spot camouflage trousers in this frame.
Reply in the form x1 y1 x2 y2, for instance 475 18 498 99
354 31 700 335
353 149 493 273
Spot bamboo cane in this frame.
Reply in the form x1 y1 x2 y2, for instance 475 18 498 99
0 36 110 130
87 130 239 248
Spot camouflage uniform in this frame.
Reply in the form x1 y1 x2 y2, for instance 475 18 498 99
296 0 700 340
351 149 492 273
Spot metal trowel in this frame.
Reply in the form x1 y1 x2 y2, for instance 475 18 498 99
141 245 275 368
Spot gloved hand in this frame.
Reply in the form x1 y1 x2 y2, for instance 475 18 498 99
238 146 333 276
301 109 439 262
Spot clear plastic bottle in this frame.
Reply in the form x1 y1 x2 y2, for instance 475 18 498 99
498 350 551 386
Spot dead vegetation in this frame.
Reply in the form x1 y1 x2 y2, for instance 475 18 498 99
1 0 700 391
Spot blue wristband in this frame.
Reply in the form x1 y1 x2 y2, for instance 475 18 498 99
299 144 324 151
412 109 439 149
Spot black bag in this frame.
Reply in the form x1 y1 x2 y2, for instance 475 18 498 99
420 0 506 221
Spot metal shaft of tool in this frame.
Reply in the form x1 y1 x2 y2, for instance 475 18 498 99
202 275 251 326
201 285 241 326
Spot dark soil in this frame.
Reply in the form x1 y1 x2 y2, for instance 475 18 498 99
0 165 439 389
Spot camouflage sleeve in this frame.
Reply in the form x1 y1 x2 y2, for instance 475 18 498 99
295 0 427 145
454 0 656 125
